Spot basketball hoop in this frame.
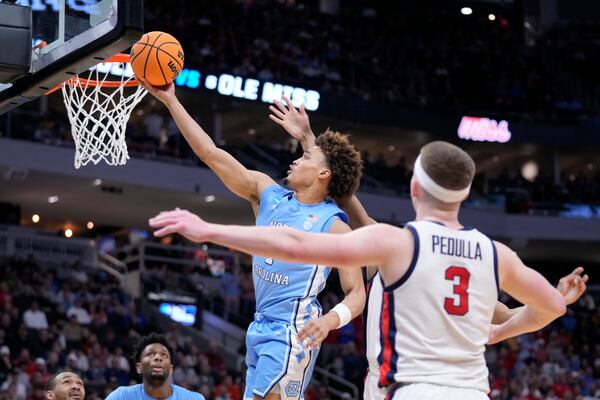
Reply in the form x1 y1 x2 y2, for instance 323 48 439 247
48 54 148 169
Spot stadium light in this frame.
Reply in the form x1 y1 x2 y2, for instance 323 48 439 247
521 161 539 182
87 221 94 229
48 195 59 204
32 214 40 223
64 229 73 238
488 14 496 21
461 7 473 15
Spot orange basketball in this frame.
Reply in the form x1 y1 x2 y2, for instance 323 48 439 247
130 31 184 86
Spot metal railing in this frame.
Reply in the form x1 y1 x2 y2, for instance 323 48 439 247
0 225 96 266
313 366 359 400
98 251 127 280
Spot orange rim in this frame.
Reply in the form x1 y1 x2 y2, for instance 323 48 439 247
45 53 138 95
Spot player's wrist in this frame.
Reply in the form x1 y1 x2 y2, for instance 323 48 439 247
300 131 316 147
323 311 340 331
202 222 220 243
331 303 352 329
163 95 178 108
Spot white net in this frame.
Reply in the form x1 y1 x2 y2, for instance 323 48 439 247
61 57 147 169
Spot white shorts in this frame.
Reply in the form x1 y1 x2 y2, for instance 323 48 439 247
363 370 386 400
389 383 488 400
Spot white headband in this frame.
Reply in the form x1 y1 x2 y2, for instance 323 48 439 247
413 155 470 203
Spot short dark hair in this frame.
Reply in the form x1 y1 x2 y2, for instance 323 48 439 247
46 372 60 391
46 372 81 391
315 129 363 200
132 333 173 363
420 141 475 190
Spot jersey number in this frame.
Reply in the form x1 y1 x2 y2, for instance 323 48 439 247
444 266 470 316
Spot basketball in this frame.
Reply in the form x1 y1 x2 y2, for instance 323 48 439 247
130 31 184 86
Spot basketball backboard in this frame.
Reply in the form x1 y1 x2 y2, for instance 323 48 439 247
0 0 143 114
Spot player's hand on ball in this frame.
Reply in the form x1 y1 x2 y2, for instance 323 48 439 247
149 209 209 242
269 96 313 143
298 313 337 350
135 75 176 104
557 266 588 305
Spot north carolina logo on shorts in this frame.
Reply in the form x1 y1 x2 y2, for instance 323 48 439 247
285 380 301 397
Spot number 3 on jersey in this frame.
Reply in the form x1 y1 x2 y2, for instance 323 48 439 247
444 266 470 316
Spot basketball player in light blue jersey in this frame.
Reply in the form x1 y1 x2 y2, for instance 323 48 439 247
105 333 205 400
138 78 366 400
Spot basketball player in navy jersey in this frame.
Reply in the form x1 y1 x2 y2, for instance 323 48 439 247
269 100 589 400
138 78 365 400
150 140 575 400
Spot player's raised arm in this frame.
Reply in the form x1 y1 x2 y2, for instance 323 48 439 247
137 76 274 204
489 242 567 343
149 209 399 269
269 96 316 149
492 266 588 324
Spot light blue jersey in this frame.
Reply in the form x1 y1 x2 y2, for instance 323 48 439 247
254 183 347 326
105 384 205 400
244 184 347 400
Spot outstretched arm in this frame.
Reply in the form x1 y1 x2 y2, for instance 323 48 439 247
138 77 274 205
298 220 366 349
492 266 588 324
149 209 399 269
489 242 567 343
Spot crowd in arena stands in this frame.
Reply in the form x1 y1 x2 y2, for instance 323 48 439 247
0 239 599 399
0 257 247 400
486 291 600 400
6 0 600 215
486 170 600 215
140 244 255 328
143 0 600 119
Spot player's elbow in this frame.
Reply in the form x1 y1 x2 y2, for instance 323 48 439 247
540 291 566 320
549 294 567 318
199 146 219 162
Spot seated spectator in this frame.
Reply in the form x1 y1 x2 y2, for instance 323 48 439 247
62 316 85 350
0 370 27 400
23 301 49 331
66 301 91 325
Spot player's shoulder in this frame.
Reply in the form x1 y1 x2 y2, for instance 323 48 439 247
262 182 289 194
377 223 414 251
376 222 407 236
173 384 206 399
259 182 291 201
105 384 143 399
